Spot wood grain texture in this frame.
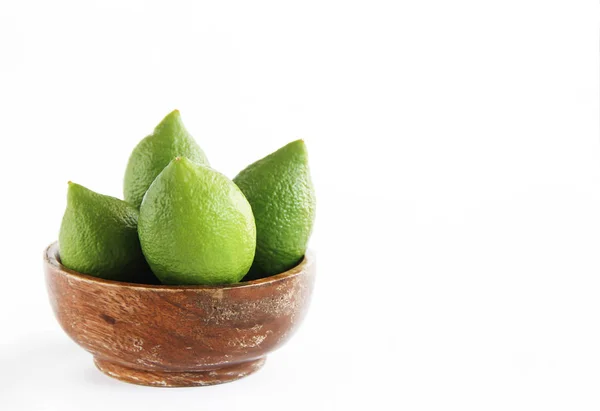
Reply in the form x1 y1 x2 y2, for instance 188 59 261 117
44 242 315 387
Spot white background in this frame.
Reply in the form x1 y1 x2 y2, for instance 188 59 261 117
0 1 598 410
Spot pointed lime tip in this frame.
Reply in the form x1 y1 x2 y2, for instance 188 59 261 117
66 181 84 204
289 138 306 147
154 109 183 132
175 156 181 161
66 181 88 192
280 139 308 155
67 181 83 190
164 109 181 121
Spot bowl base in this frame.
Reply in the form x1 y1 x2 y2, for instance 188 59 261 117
93 357 266 387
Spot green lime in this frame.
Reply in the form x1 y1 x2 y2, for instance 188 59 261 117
124 110 209 208
138 157 256 285
58 182 148 281
234 139 315 278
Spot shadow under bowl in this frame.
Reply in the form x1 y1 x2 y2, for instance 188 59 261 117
43 242 315 387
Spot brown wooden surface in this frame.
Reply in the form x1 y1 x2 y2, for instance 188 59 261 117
44 242 315 387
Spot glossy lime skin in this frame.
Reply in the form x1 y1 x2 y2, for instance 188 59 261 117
234 140 315 277
138 157 256 285
58 182 147 281
124 110 209 208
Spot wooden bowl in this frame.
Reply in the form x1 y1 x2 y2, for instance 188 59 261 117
43 242 315 387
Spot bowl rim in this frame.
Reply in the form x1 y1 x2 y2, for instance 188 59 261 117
44 242 312 291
